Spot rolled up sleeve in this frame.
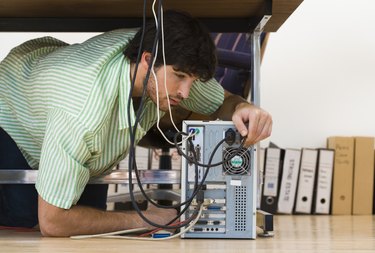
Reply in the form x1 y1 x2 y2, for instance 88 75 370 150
35 108 92 209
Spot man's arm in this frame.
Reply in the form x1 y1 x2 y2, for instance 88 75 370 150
38 195 176 237
36 110 176 237
211 90 272 146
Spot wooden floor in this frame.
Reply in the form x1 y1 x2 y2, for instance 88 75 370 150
1 215 375 253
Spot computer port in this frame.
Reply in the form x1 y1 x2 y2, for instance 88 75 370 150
225 128 236 146
196 220 208 225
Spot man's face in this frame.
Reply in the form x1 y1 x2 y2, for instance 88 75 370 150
146 65 197 112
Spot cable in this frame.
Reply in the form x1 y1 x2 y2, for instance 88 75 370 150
0 226 38 232
70 227 148 240
126 0 200 229
73 129 239 238
124 0 250 231
127 0 147 127
174 131 249 168
70 204 204 240
129 130 241 229
152 5 193 146
102 204 203 240
126 0 205 230
133 140 200 209
130 125 247 228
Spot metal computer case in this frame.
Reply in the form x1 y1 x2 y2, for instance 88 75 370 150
180 120 257 239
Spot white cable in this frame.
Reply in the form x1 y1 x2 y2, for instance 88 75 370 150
70 204 203 240
70 227 148 240
159 7 180 133
89 204 203 241
148 5 193 146
81 2 197 240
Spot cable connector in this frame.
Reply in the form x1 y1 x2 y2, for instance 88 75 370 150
151 230 172 238
225 128 236 146
203 198 214 206
196 190 204 204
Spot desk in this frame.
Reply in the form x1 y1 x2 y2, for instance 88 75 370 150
0 0 303 241
0 0 303 32
0 0 304 183
1 215 374 253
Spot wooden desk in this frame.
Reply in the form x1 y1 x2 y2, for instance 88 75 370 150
0 0 305 244
0 0 303 32
1 215 374 253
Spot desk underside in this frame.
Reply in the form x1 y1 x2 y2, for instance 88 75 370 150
0 0 303 32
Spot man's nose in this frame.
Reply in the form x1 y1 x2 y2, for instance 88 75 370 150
177 82 192 99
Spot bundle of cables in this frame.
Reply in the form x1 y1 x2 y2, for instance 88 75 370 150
72 0 247 240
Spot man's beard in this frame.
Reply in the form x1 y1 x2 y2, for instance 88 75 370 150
145 77 168 112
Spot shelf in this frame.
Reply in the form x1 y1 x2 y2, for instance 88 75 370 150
0 169 181 185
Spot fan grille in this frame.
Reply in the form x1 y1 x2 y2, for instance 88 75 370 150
223 147 251 175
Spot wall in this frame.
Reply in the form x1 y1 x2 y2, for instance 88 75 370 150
261 0 375 149
1 0 375 149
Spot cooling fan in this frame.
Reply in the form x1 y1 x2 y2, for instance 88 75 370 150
223 147 251 175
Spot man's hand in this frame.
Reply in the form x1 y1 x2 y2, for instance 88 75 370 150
210 91 272 146
140 204 178 230
232 102 272 146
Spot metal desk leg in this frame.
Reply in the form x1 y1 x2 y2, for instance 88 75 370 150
250 12 274 238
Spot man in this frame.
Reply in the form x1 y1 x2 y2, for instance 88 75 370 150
0 10 272 237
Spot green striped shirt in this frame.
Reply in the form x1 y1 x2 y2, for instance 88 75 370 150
0 29 224 209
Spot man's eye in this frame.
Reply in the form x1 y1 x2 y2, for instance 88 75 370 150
176 73 186 79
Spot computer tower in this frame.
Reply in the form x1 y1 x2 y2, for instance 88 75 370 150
180 120 257 239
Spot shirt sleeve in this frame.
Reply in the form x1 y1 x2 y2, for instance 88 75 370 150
180 78 225 115
35 108 93 209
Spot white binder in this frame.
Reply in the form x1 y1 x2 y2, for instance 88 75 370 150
313 149 334 214
277 149 301 214
261 147 283 214
294 148 318 214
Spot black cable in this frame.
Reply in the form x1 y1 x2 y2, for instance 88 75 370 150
174 131 248 168
125 0 250 229
132 131 247 211
129 131 242 229
126 0 199 229
123 0 193 216
133 140 199 209
129 141 200 227
127 0 146 119
129 133 230 229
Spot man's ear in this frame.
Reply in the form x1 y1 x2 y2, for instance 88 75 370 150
142 52 152 68
145 55 151 64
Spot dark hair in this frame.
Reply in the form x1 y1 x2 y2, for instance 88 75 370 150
123 10 216 82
